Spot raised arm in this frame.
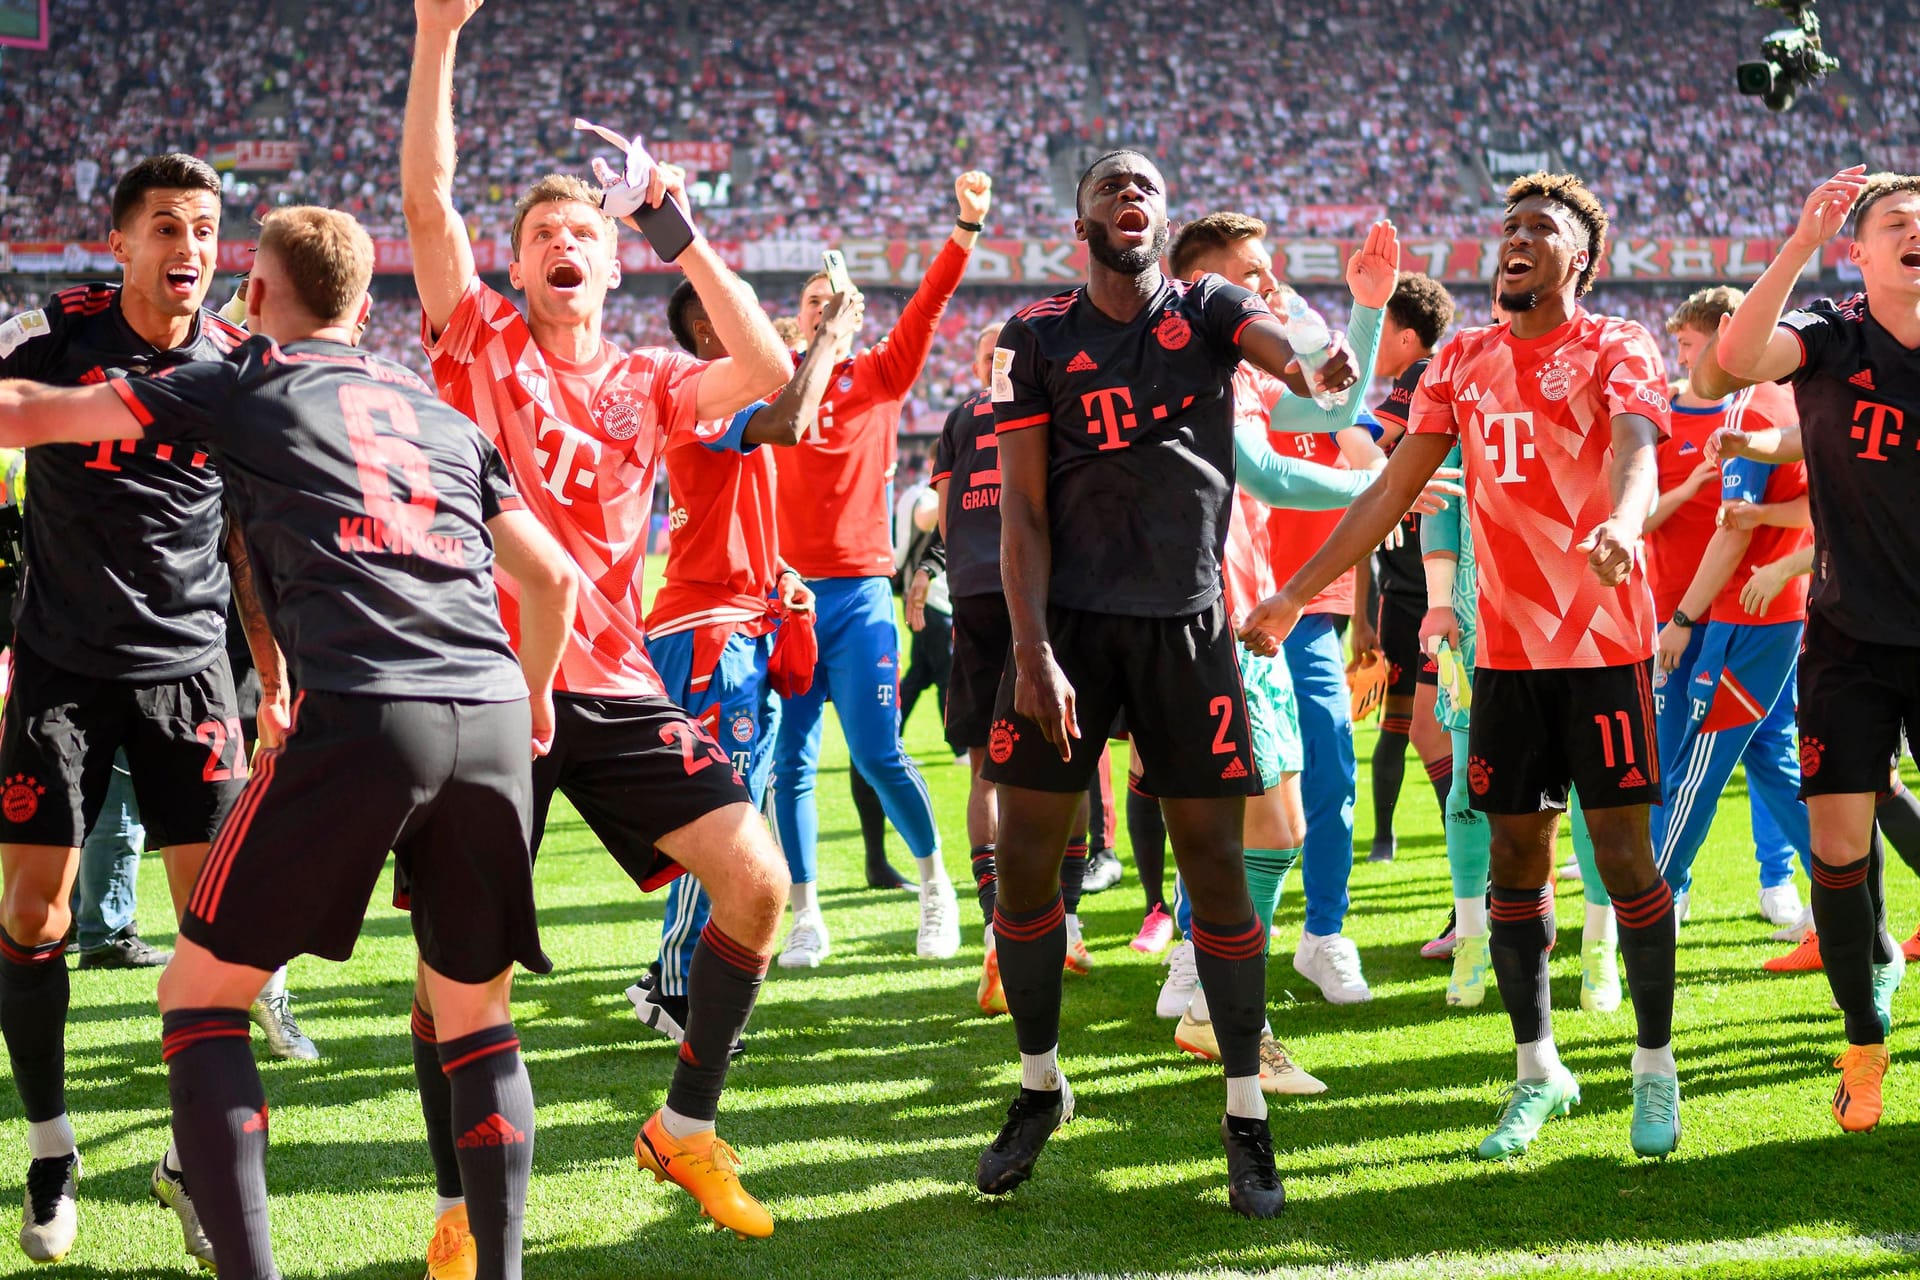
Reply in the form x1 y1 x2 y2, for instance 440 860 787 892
486 507 578 758
402 0 485 337
864 173 990 398
0 380 146 446
741 292 862 447
682 245 790 421
1721 166 1867 382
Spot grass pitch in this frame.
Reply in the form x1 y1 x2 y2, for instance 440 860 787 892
12 698 1920 1278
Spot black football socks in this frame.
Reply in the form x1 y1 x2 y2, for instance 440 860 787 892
164 1008 276 1279
438 1023 533 1280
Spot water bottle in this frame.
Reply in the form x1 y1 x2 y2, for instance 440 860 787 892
1281 294 1347 410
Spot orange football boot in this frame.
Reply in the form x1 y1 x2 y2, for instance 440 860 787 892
635 1111 773 1238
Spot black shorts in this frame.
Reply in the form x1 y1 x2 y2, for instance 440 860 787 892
1797 612 1920 798
947 593 1011 754
1468 661 1662 813
1377 590 1437 697
980 601 1261 799
0 640 246 848
535 693 753 891
181 692 548 983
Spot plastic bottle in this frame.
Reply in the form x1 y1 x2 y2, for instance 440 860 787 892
1281 293 1347 410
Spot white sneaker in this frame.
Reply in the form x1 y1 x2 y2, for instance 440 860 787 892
917 879 961 959
1759 883 1804 928
1258 1033 1329 1096
778 909 831 968
249 993 319 1061
1557 857 1583 882
1293 933 1372 1004
1674 889 1691 925
18 1152 78 1264
1771 905 1814 944
1157 940 1199 1019
150 1157 215 1271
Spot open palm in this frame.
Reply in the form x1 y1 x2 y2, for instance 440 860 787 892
1346 221 1401 310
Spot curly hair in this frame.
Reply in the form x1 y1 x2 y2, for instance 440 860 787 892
1384 273 1455 350
1847 172 1920 239
1505 172 1609 296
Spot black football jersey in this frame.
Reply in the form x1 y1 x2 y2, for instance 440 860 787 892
0 284 242 680
991 273 1274 617
1780 295 1920 647
115 337 528 702
930 389 1003 598
1370 358 1430 598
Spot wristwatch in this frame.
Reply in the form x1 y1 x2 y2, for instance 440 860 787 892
1670 609 1696 629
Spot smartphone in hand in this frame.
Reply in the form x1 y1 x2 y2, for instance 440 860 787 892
634 199 697 263
823 249 854 296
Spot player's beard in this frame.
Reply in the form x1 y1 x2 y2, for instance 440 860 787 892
1496 288 1542 314
1086 219 1170 276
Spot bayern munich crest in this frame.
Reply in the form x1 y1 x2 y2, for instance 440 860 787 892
1536 358 1576 402
597 391 642 441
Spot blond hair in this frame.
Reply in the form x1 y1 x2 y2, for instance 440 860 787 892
257 206 373 323
1665 285 1746 335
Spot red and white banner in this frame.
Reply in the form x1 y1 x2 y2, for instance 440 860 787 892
651 141 732 172
207 140 303 172
5 236 1834 283
1272 236 1823 285
1293 204 1388 233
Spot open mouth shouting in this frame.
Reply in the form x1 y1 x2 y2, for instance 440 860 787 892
1501 250 1537 288
545 259 587 292
1113 204 1152 242
163 263 202 299
1900 247 1920 270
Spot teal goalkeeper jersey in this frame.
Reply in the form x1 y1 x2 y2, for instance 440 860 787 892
1421 441 1477 734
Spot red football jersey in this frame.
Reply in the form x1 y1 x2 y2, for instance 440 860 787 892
1711 381 1809 625
1266 411 1355 617
1407 308 1672 671
775 239 970 579
648 401 784 641
1644 401 1726 617
1222 364 1288 629
426 278 706 698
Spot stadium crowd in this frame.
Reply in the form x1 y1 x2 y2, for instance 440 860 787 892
4 0 1920 244
1 0 1918 1275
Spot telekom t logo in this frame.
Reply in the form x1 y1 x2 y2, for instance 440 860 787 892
1482 410 1537 484
533 420 601 506
1851 399 1904 461
1081 386 1138 451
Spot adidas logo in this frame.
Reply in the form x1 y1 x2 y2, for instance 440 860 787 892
457 1113 527 1149
1619 766 1647 789
1066 350 1099 373
1850 368 1876 390
1220 757 1249 780
1458 382 1484 404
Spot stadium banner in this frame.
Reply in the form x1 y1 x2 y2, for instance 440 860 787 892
0 0 48 50
3 236 1826 282
652 141 732 171
1294 204 1389 233
207 141 304 172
